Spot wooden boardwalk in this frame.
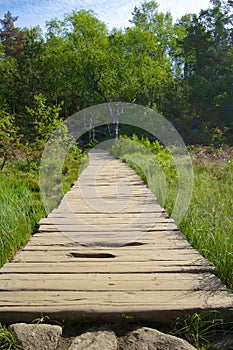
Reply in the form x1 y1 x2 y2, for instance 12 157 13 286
0 150 232 324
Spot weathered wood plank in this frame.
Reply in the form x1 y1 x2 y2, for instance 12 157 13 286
0 150 232 325
1 262 215 274
0 290 232 308
0 273 226 291
46 213 170 219
11 256 204 263
39 217 174 225
24 246 193 252
12 248 203 261
37 226 174 233
15 246 199 254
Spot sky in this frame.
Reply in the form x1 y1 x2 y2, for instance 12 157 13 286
0 0 212 32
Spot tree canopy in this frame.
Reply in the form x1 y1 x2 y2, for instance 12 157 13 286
0 1 232 148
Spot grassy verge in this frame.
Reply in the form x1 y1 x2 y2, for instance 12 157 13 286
179 150 233 290
0 172 45 267
111 136 233 290
0 145 86 268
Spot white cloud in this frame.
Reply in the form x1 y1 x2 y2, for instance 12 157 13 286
159 0 211 19
0 0 212 32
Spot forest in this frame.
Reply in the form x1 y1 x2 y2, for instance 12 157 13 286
0 0 233 165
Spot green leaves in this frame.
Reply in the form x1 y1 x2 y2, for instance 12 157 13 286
0 323 22 350
0 2 232 145
26 94 63 142
0 106 19 170
0 108 17 140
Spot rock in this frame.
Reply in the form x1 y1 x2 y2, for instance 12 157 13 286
8 323 62 350
7 323 199 350
67 327 118 350
209 334 233 349
118 327 197 350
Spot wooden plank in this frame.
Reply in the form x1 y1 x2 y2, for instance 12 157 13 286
46 212 169 219
26 239 187 248
22 245 194 252
50 209 163 214
39 217 174 225
15 246 198 254
12 248 203 260
0 291 232 308
24 237 196 250
11 256 204 263
30 231 183 240
1 262 215 274
38 224 178 232
0 273 226 291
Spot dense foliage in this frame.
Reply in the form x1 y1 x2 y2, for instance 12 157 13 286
0 0 232 161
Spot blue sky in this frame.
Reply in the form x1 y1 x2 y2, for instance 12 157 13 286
0 0 212 32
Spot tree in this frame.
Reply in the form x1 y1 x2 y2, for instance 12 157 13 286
43 10 111 114
123 26 172 109
25 94 63 143
0 105 18 170
210 0 233 12
170 2 233 144
127 2 174 110
130 1 174 54
0 12 45 135
0 11 26 58
65 10 109 107
0 4 232 146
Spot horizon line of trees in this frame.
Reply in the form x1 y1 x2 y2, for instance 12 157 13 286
0 0 233 167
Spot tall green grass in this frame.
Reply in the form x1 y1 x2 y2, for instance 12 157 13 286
0 172 46 266
0 145 86 268
180 158 233 290
111 136 233 290
0 323 22 349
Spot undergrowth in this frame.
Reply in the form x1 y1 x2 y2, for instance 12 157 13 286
111 136 233 290
0 324 22 350
0 144 86 268
170 310 233 349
